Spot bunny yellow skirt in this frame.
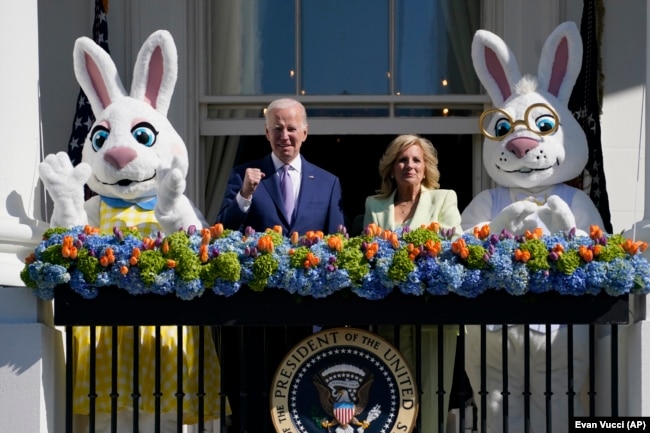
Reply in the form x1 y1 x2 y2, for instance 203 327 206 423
71 325 229 424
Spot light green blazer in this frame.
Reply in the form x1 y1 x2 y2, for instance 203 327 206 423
363 186 462 235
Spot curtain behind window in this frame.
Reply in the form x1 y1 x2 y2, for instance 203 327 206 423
204 1 261 224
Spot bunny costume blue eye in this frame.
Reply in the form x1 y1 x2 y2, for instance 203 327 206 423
535 115 556 133
90 125 110 151
131 122 159 147
494 118 512 138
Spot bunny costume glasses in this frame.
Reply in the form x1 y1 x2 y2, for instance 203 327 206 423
479 102 560 141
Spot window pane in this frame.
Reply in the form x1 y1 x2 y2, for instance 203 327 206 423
395 0 480 95
301 0 389 95
209 0 295 95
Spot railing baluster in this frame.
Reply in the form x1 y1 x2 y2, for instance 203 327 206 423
435 324 444 433
545 324 552 433
523 324 530 433
567 325 575 421
456 325 466 433
588 324 596 416
479 325 487 433
501 325 508 433
66 326 74 433
176 325 184 433
110 326 118 433
238 326 247 432
89 326 97 433
132 326 140 433
611 324 619 416
155 325 161 433
198 326 206 433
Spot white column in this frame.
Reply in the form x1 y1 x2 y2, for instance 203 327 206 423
620 0 650 418
0 1 64 432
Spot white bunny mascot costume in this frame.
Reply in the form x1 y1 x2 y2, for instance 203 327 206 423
461 22 604 433
39 30 225 432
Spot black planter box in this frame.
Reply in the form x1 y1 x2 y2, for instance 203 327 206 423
53 285 630 326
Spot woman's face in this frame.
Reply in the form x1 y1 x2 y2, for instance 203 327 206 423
392 144 425 189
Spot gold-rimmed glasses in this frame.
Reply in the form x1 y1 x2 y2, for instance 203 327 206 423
479 103 560 141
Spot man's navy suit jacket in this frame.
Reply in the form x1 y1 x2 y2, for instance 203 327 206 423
217 154 346 234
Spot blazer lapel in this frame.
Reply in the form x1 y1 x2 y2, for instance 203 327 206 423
294 156 317 222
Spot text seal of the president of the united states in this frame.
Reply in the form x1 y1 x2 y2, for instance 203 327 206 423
270 327 418 433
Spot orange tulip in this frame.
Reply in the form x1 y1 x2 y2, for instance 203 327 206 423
366 223 382 237
474 225 490 240
273 225 283 235
120 265 129 275
304 252 320 268
365 242 379 260
257 235 275 253
142 237 155 250
514 249 531 262
201 228 211 245
525 228 543 240
290 231 300 245
84 225 100 235
578 245 593 262
199 244 209 263
327 236 343 252
166 259 177 268
590 225 603 241
210 223 224 238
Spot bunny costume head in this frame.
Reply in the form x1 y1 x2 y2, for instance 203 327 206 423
461 22 604 236
474 21 587 190
39 30 206 234
76 30 187 202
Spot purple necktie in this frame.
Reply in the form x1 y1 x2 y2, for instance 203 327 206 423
280 165 295 222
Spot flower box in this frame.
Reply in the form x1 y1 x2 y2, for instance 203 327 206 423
22 224 647 327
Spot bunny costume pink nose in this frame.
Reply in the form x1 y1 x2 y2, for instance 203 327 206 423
104 147 138 169
506 137 539 159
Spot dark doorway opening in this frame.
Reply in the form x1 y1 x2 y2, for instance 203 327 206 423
232 134 475 231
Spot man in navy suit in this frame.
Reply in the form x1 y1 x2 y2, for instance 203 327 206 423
217 98 345 235
216 99 346 431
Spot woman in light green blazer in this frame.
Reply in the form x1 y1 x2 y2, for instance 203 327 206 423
363 134 462 432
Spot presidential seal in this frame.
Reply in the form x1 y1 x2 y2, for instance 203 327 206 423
270 327 418 433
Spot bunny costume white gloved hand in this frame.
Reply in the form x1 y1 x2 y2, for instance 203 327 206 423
461 21 604 236
39 151 91 227
39 30 206 234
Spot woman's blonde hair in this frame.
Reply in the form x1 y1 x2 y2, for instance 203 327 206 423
376 134 440 197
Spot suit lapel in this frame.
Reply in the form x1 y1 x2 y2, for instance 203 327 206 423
294 156 317 222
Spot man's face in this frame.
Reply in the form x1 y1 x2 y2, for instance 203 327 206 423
265 106 308 164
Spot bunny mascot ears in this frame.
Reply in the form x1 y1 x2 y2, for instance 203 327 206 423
73 29 178 117
471 21 583 106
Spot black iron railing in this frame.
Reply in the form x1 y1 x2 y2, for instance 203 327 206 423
53 285 633 433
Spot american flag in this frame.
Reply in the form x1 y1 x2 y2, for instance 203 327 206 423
67 0 110 167
568 0 613 233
